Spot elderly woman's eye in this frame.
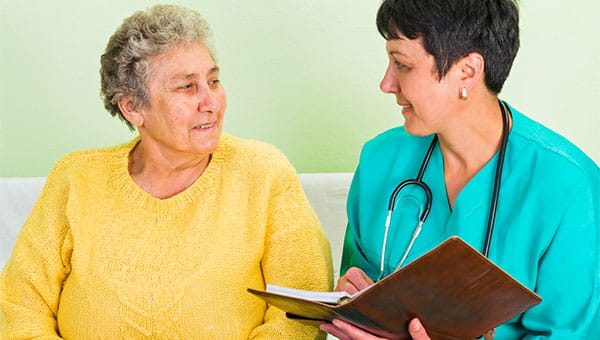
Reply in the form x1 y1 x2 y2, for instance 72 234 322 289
181 83 194 89
208 79 220 87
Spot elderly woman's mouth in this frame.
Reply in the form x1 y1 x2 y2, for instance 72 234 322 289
194 122 216 129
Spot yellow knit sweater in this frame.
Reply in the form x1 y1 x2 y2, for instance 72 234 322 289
0 134 333 339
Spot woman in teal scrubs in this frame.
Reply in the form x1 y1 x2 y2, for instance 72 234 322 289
320 0 599 339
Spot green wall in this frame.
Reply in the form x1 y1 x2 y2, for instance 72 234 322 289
1 0 598 177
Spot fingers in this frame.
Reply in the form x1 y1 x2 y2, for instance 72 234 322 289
335 267 374 293
335 276 360 295
408 318 431 340
321 319 386 340
483 328 496 340
323 318 426 340
346 267 375 290
320 322 353 340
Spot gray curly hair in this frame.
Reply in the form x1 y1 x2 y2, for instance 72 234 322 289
100 4 215 130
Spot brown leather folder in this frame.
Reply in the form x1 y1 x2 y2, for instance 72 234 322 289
248 236 541 340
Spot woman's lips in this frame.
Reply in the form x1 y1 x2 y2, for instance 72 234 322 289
194 122 216 130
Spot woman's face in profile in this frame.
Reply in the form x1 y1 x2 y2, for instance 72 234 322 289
136 42 226 157
379 36 460 137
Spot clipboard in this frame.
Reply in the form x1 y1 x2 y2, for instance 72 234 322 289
248 236 541 340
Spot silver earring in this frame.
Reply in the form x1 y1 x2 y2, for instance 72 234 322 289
459 87 468 100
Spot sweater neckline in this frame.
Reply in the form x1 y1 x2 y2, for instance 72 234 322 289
110 135 228 212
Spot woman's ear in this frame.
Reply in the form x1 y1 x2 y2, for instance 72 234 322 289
459 52 485 88
118 96 144 128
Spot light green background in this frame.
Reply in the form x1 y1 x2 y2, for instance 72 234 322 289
1 0 598 177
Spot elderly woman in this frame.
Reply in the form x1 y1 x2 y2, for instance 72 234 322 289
0 5 332 339
322 0 599 339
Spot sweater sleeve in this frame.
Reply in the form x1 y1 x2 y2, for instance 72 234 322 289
0 159 73 339
248 156 333 340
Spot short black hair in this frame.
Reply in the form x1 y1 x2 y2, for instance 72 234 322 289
376 0 519 94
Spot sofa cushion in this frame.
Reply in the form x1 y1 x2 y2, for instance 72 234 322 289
298 173 353 278
0 177 46 268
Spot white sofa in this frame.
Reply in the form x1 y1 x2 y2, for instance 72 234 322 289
0 174 353 279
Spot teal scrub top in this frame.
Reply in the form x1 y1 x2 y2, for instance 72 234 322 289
341 105 600 339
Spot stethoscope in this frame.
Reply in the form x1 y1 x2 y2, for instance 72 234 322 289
378 100 511 280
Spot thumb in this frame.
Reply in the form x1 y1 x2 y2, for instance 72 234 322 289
408 318 431 340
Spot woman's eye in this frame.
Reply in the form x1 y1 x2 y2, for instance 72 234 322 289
208 79 220 87
395 61 409 71
179 83 194 90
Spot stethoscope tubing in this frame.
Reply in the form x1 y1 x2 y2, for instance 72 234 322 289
379 136 437 279
482 100 510 257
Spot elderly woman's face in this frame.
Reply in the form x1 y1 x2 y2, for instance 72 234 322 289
137 42 226 157
379 36 461 137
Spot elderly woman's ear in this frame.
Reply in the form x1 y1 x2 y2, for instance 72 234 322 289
118 96 144 128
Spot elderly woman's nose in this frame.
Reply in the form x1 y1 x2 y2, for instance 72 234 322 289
197 87 219 112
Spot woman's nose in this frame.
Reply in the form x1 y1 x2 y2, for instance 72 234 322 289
197 87 218 112
380 64 400 94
